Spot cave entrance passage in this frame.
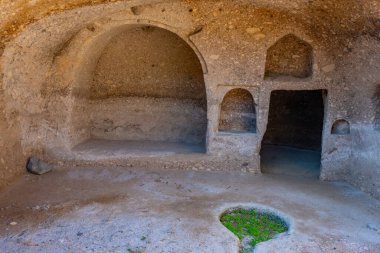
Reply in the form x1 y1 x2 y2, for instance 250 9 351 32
260 90 326 178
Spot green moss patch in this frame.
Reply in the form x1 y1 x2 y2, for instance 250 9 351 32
220 208 288 253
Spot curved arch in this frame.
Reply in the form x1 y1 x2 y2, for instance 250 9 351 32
52 19 209 148
63 21 208 150
218 88 256 133
57 19 208 97
89 25 206 102
331 119 350 135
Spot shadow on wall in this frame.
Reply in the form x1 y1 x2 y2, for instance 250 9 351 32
374 84 380 131
265 34 313 79
218 88 257 133
262 90 325 150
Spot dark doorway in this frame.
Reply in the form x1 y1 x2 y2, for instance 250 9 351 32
260 90 326 178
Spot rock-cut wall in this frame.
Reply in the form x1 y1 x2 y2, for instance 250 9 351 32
0 0 379 199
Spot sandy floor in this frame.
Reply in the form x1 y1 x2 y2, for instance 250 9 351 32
0 167 379 253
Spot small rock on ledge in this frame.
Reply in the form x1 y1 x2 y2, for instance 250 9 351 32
26 156 52 175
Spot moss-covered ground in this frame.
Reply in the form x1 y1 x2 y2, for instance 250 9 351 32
220 208 288 253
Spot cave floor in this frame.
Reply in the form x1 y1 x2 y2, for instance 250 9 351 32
261 144 321 179
0 167 379 253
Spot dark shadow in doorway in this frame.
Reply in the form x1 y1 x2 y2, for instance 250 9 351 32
261 90 326 179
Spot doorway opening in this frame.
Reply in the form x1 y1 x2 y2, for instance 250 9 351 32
260 90 326 178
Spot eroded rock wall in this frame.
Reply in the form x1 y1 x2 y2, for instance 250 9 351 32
0 0 379 199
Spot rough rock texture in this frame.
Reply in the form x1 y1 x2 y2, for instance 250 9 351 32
88 97 207 144
0 0 379 200
26 156 52 175
265 34 313 79
91 26 206 101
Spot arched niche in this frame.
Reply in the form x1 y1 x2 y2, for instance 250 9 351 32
70 25 207 153
331 119 350 135
265 34 313 79
218 88 257 133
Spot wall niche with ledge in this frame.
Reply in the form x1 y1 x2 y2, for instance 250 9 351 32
70 25 208 156
218 88 257 133
265 34 313 80
331 119 350 135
